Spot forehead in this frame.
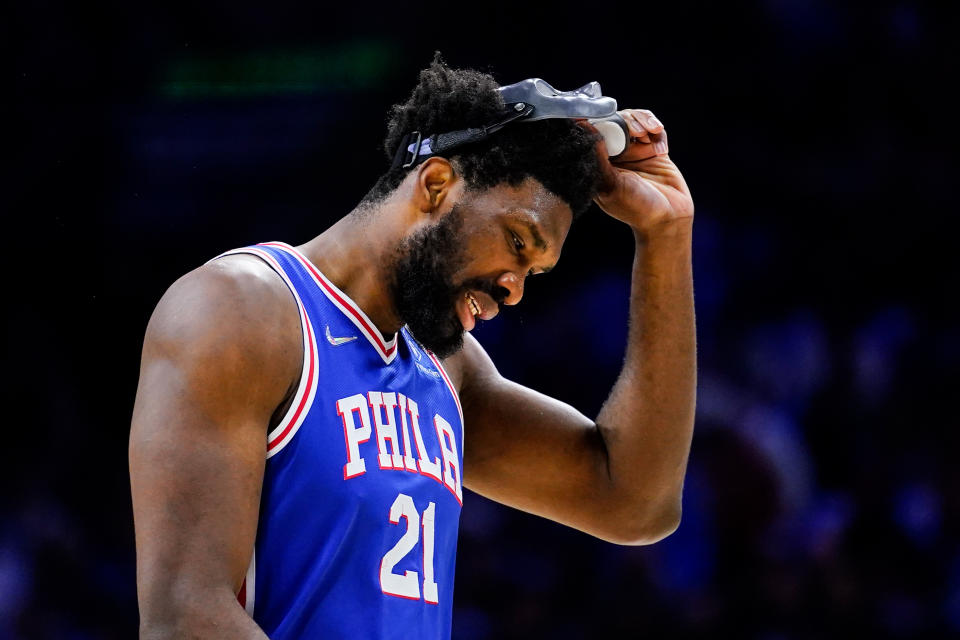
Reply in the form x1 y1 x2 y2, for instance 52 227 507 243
468 178 573 244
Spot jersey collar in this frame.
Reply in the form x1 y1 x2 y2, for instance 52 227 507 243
260 242 399 365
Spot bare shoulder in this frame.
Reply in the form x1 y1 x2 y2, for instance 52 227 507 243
440 332 500 397
142 253 302 400
131 254 300 627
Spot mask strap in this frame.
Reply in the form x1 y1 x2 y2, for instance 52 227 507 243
390 102 534 170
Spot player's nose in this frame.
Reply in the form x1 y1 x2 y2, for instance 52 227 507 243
497 272 525 306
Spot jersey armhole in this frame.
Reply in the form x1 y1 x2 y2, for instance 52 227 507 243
424 350 465 447
208 247 320 458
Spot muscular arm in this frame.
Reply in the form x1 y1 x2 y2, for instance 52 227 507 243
451 112 696 545
130 256 301 638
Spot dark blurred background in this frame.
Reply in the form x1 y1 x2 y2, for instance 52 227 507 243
7 1 959 637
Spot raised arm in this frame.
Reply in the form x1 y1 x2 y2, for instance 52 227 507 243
129 255 301 638
451 110 696 545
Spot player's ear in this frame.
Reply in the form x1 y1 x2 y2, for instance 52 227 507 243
414 157 458 216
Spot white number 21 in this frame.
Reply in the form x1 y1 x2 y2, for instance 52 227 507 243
379 493 439 604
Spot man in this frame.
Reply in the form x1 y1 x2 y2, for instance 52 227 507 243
130 58 696 639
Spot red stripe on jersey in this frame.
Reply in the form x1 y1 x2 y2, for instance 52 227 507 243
268 307 316 452
260 242 397 359
426 351 463 424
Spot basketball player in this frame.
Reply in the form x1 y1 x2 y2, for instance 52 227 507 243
130 58 696 639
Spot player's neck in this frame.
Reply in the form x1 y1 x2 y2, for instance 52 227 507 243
297 202 415 338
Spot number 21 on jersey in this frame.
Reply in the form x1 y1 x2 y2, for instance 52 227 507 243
379 493 439 604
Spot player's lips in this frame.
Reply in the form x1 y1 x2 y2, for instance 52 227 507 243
469 290 500 321
455 290 500 331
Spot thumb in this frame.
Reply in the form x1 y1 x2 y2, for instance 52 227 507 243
594 140 620 196
577 120 620 196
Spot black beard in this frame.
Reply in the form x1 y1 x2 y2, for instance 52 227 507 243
388 204 509 359
389 204 469 358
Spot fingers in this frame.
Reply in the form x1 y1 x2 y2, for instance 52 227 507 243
623 112 652 143
581 110 671 192
618 109 669 160
629 109 664 133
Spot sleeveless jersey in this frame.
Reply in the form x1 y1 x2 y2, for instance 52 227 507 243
211 242 464 639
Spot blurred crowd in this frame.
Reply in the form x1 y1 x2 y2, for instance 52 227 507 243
7 1 956 638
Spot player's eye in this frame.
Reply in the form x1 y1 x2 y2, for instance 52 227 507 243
510 231 524 252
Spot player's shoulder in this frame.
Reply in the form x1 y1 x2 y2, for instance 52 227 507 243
144 252 301 370
440 332 500 395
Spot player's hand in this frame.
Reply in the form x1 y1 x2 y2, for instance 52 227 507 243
586 109 694 237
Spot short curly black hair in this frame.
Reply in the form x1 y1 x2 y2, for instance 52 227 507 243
361 54 603 217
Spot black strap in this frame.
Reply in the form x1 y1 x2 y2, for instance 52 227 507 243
390 102 534 170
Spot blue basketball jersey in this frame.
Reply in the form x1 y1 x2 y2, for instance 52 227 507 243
211 242 464 639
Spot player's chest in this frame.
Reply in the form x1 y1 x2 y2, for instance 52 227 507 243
291 356 464 509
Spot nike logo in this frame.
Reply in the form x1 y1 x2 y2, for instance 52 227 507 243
325 325 358 346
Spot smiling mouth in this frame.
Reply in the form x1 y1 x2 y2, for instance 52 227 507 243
466 291 481 317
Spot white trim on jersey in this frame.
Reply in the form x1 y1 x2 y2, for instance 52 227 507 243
425 350 465 446
244 549 256 617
